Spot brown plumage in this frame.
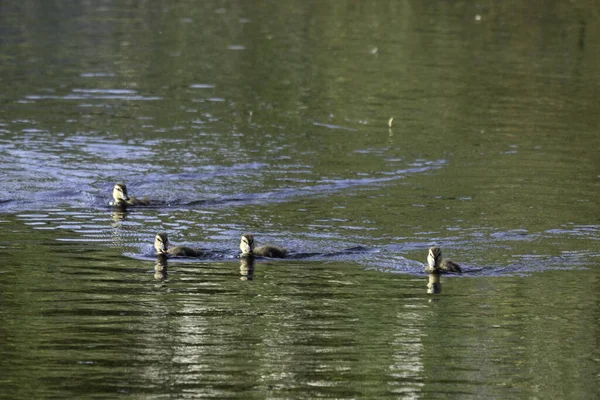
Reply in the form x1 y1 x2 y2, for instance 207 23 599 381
426 246 462 274
239 234 287 258
111 183 150 207
154 232 204 257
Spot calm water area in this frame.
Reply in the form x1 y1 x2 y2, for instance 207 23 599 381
1 1 599 398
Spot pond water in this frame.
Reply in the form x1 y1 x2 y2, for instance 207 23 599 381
1 1 599 398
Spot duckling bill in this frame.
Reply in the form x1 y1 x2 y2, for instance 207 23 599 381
426 246 462 274
239 234 287 258
111 183 151 207
154 232 204 257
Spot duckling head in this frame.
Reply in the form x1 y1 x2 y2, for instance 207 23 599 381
240 234 255 255
154 233 169 254
427 246 442 268
112 183 131 204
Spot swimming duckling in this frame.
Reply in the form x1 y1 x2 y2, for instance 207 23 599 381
239 234 287 258
154 232 204 257
426 246 462 274
110 183 150 207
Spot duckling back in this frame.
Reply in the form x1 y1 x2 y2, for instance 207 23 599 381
439 259 462 274
127 197 151 206
254 245 287 258
167 246 204 257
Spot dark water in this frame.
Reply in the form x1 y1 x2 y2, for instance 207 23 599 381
1 1 600 398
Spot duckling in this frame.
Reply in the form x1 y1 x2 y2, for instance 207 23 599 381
426 246 462 274
154 232 204 257
110 183 150 207
239 234 287 258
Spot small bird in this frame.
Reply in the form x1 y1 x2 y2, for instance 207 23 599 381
154 232 204 257
426 246 462 274
110 183 150 207
239 234 287 258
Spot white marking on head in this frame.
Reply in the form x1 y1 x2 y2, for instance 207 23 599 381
428 247 441 268
155 233 169 254
112 183 130 202
240 234 255 254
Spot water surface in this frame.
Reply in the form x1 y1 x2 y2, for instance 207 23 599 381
1 1 599 398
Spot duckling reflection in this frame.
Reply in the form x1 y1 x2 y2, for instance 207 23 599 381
111 210 128 222
239 256 255 281
427 273 442 294
154 232 205 257
426 246 462 274
239 234 287 258
110 183 151 207
154 254 169 281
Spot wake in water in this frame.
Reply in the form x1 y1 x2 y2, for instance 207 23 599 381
0 130 447 214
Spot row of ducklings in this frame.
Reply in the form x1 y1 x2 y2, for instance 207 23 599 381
113 183 461 273
155 233 288 259
154 233 461 274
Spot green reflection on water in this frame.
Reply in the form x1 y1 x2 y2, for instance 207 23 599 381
1 0 600 399
1 215 599 399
